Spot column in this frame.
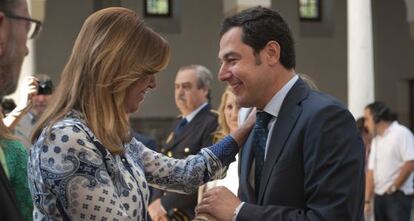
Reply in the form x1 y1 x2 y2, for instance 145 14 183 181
405 0 414 38
347 0 375 118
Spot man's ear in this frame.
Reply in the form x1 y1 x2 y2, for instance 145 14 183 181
263 40 281 66
201 86 209 98
0 12 7 57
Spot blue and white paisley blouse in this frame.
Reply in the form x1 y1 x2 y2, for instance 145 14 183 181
28 111 238 221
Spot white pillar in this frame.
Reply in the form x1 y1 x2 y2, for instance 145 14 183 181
347 0 375 118
404 0 414 38
223 0 271 16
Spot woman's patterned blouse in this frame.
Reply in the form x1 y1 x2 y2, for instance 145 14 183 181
28 110 238 221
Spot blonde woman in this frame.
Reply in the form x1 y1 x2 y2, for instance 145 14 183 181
195 87 241 221
211 87 240 193
28 7 253 221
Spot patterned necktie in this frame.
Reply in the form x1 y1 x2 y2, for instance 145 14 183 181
253 111 273 196
174 118 188 135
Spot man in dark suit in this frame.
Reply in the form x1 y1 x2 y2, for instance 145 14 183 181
149 65 218 221
196 6 365 221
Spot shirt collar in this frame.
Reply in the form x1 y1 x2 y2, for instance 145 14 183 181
381 121 398 137
184 102 208 123
263 74 299 118
28 112 38 125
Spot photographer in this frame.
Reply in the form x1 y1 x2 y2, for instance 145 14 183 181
13 74 53 149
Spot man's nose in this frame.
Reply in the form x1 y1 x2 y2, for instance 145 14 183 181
218 64 230 82
175 86 184 95
36 95 47 102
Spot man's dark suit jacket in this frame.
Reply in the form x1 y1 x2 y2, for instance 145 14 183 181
237 78 365 220
151 104 218 219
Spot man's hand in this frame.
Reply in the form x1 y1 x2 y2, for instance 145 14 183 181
196 186 241 221
148 198 168 221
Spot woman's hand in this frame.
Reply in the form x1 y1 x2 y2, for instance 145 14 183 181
230 108 256 147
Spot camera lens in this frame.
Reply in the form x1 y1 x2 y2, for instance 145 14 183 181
38 80 53 95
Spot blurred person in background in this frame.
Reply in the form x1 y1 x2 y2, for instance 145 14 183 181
149 64 218 221
195 86 241 221
356 116 373 221
14 74 53 148
356 117 373 162
364 101 414 221
0 0 41 219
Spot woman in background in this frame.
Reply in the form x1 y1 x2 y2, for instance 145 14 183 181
195 87 241 221
210 87 241 194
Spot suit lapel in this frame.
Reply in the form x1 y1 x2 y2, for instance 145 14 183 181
257 79 310 203
238 131 256 203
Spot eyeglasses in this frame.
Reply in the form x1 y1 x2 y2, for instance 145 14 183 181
4 13 42 39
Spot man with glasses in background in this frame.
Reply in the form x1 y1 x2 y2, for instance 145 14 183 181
0 0 41 219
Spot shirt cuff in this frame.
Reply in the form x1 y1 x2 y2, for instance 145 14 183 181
208 135 238 166
232 202 245 221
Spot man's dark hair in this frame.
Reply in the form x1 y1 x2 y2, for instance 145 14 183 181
220 6 295 69
365 101 397 123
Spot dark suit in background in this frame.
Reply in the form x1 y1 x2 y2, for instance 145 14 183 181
237 78 365 220
133 132 157 150
151 104 218 219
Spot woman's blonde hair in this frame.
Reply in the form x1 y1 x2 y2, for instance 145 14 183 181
213 87 236 143
31 7 170 153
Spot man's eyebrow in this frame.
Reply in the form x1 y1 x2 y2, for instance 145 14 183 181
175 81 192 85
220 52 239 60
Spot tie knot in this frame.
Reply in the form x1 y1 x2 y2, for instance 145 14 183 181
178 118 188 128
174 118 188 135
255 111 272 128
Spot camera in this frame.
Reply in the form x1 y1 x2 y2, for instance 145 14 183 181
37 79 53 95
